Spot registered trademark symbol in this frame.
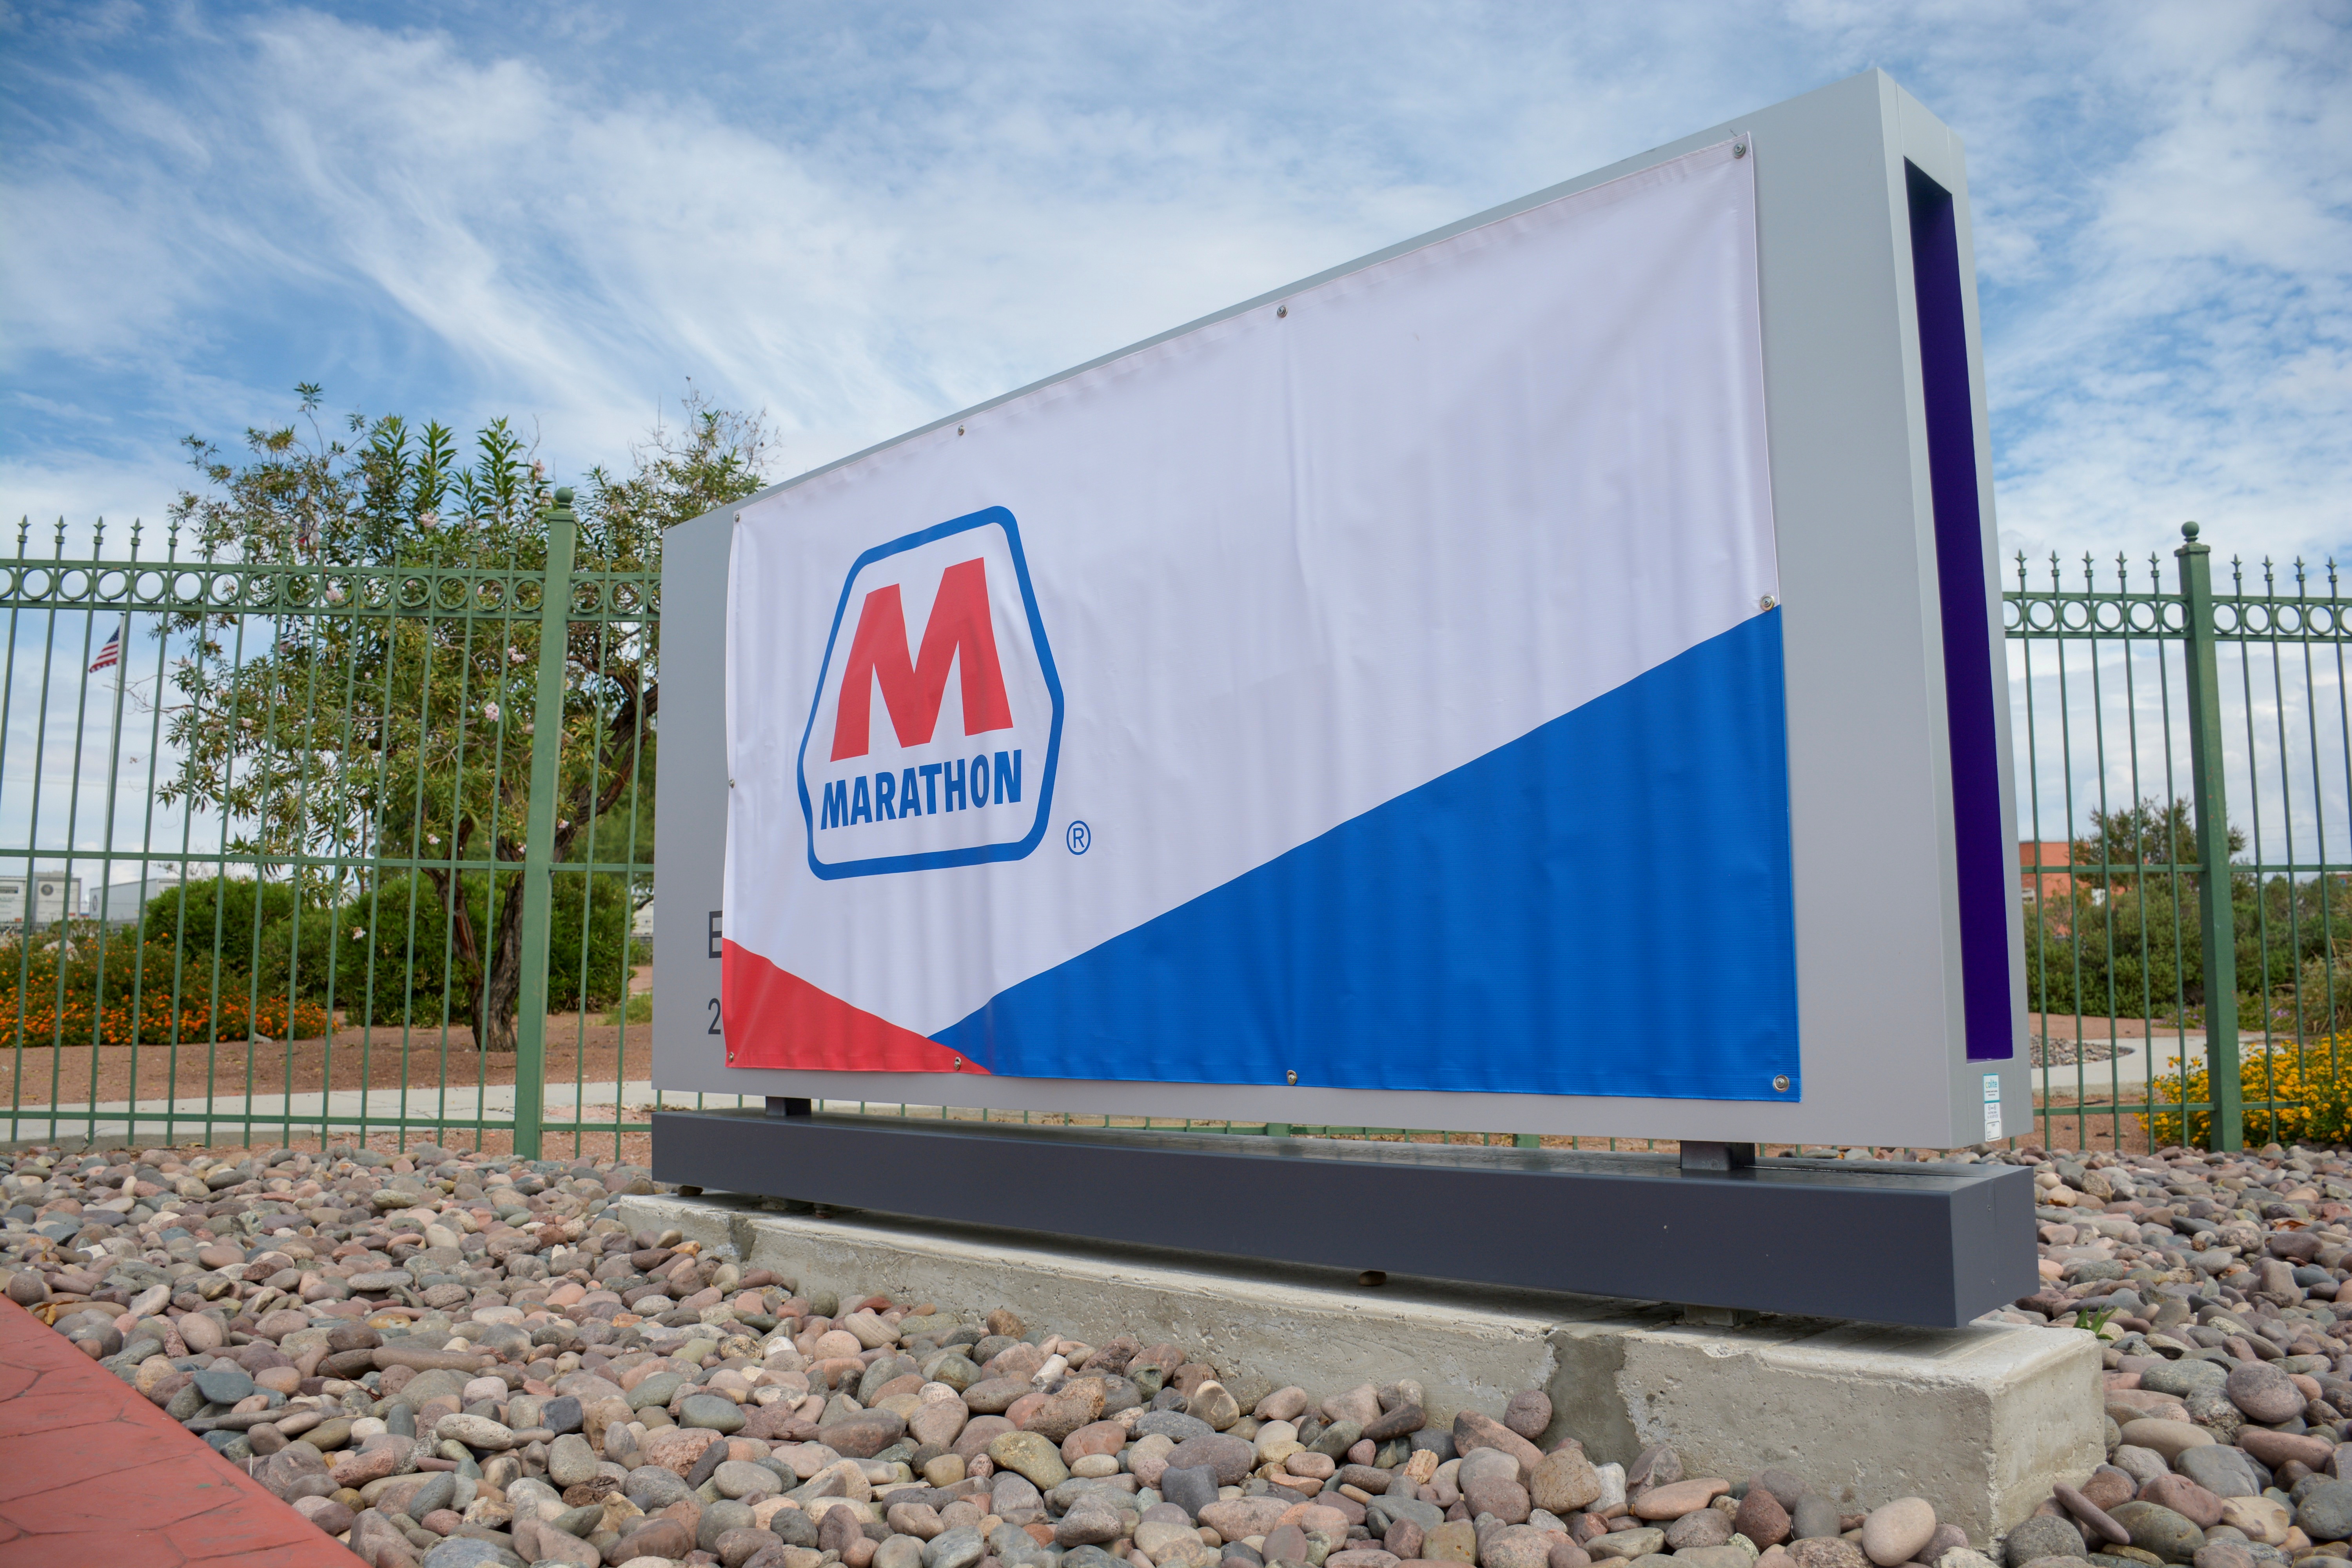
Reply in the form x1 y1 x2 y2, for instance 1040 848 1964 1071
1066 820 1092 855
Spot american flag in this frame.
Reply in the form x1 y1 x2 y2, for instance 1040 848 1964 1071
89 627 121 672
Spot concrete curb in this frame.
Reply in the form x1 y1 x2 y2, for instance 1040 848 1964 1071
616 1191 2100 1542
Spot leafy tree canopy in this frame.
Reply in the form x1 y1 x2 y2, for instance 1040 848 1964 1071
156 385 769 1050
2073 795 2245 881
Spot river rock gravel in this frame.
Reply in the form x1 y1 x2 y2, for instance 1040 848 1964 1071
1964 1139 2352 1568
0 1135 2345 1568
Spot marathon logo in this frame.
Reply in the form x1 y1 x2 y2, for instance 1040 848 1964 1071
796 507 1062 878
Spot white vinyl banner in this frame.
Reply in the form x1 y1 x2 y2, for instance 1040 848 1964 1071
725 140 1796 1100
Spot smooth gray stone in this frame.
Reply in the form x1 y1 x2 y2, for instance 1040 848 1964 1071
1309 1420 1363 1459
2112 1501 2204 1564
193 1365 255 1405
407 1471 456 1519
419 1539 521 1568
550 1504 604 1538
924 1527 987 1568
2005 1514 2088 1568
680 1392 746 1433
699 1498 755 1553
2178 1446 2263 1501
2141 1360 2231 1398
628 1370 687 1409
625 1463 694 1511
1793 1497 1845 1542
1408 1428 1456 1462
1369 1495 1446 1533
1134 1410 1215 1443
2297 1481 2352 1544
1162 1465 1218 1521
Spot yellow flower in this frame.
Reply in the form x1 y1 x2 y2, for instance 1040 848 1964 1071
2149 1038 2352 1146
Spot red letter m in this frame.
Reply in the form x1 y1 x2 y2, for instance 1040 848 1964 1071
830 557 1014 760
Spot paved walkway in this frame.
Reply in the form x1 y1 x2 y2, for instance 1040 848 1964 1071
0 1297 347 1566
4 1077 713 1143
0 1085 978 1144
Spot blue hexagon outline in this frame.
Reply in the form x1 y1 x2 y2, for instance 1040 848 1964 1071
794 505 1063 879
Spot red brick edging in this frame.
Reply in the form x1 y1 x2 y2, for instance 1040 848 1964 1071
0 1294 350 1566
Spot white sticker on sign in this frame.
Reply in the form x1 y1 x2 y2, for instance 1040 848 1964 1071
1984 1100 2004 1140
1983 1073 2002 1103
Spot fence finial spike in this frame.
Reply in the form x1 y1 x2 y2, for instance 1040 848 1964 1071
92 515 104 552
15 517 27 557
127 517 142 559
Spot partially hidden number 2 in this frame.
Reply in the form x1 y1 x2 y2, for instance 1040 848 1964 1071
708 911 723 1036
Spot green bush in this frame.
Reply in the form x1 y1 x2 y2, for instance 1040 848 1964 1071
327 875 469 1026
325 870 636 1025
134 870 638 1029
141 878 341 1001
2025 870 2352 1027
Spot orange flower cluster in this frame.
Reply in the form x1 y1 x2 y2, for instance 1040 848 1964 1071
5 985 328 1049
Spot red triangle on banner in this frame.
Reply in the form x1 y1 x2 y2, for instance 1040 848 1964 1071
721 940 985 1074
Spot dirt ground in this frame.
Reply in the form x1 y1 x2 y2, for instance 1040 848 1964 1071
6 1013 654 1108
102 1125 659 1165
2028 1011 2196 1040
2023 1093 2154 1154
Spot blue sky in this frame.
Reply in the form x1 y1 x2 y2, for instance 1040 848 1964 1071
2 0 2348 577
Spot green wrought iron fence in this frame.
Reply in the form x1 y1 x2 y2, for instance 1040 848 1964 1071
2010 522 2352 1153
0 491 665 1158
16 501 2310 1160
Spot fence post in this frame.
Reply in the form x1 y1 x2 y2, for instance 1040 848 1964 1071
512 489 578 1161
2176 522 2241 1152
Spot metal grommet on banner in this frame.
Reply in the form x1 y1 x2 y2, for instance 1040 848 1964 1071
1285 1069 1298 1085
1733 139 1748 158
952 1055 963 1070
1759 594 1777 612
1276 305 1288 318
1772 1074 1791 1093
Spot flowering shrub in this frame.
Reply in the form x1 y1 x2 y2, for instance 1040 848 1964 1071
0 925 330 1047
2148 1040 2352 1147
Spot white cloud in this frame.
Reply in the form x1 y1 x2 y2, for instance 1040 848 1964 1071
0 0 2344 581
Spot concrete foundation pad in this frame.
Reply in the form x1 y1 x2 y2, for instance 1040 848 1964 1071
615 1191 2100 1543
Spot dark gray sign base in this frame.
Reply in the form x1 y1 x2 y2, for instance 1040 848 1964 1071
649 1108 2037 1328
